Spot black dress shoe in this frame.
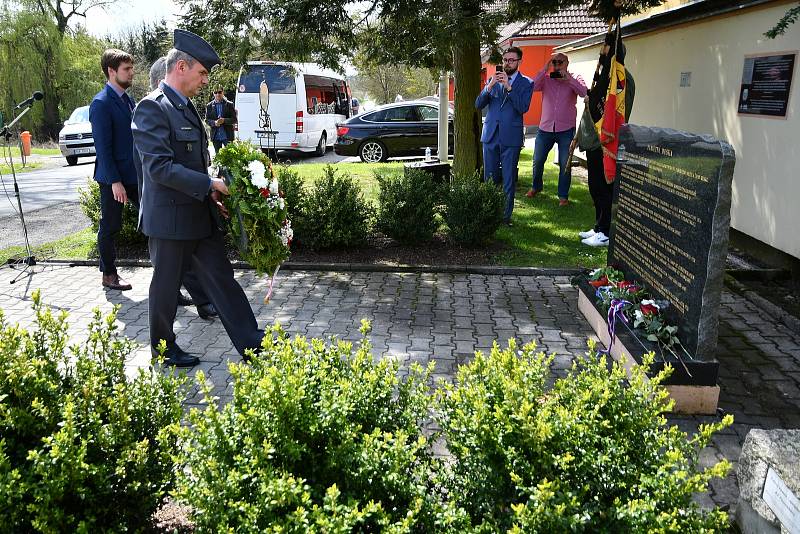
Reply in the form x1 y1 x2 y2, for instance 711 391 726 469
503 219 513 227
197 303 218 320
152 344 199 367
177 292 193 307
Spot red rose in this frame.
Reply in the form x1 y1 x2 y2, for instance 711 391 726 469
640 303 659 315
589 275 609 288
616 280 634 289
260 188 270 198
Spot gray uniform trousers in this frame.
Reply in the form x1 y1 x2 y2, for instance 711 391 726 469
148 228 263 357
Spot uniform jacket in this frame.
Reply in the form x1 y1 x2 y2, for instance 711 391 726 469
132 83 213 240
475 73 534 148
89 84 138 185
205 98 237 141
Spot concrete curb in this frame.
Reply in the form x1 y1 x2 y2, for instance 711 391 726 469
40 258 581 277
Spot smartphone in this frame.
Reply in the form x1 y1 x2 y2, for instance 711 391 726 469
495 65 503 73
549 71 563 79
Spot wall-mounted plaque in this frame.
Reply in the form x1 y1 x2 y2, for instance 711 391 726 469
738 52 797 118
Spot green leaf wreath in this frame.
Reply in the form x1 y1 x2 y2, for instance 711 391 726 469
213 141 292 277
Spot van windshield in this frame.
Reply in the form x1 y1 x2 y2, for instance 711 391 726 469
65 106 90 124
239 65 296 94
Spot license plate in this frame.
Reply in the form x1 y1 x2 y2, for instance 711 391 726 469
74 148 93 154
256 131 276 139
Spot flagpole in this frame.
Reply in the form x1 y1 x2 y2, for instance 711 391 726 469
565 14 619 169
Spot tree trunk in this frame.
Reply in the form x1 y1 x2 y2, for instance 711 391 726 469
452 33 482 177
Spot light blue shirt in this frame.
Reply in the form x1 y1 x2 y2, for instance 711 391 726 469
161 81 188 105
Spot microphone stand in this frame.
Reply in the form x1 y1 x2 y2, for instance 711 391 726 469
1 103 39 284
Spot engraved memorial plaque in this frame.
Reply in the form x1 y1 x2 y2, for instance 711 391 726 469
609 125 735 362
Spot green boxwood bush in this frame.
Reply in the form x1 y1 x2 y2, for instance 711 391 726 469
296 165 372 249
443 173 504 246
0 291 185 532
274 164 306 227
436 339 732 533
376 169 440 244
176 322 467 532
78 178 146 246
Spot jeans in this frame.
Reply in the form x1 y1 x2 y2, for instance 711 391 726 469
531 127 575 200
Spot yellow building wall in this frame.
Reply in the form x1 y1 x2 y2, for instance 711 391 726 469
565 1 800 259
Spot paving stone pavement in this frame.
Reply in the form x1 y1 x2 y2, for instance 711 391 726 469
1 264 798 515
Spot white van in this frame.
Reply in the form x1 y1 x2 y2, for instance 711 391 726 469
235 62 352 155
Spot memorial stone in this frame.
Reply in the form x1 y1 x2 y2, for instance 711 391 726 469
737 429 800 534
609 125 735 362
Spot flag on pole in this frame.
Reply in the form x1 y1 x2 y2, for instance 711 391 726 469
595 27 626 183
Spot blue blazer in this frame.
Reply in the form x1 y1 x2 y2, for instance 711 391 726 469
475 73 534 148
89 84 137 185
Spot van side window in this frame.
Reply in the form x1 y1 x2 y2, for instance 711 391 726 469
305 74 348 115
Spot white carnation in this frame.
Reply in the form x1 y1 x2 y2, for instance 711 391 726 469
269 179 279 195
278 198 285 210
247 160 269 188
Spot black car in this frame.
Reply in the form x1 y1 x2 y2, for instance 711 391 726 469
334 101 454 162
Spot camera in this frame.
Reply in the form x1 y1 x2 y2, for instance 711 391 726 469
549 71 563 79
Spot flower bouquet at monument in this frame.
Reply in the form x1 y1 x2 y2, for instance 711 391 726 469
213 141 292 303
584 266 692 374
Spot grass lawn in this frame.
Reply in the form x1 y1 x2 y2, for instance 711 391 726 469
0 228 95 265
0 161 43 174
0 150 606 269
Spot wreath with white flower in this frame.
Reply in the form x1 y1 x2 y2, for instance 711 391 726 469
213 141 291 301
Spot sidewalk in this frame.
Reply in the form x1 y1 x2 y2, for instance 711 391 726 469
1 263 798 514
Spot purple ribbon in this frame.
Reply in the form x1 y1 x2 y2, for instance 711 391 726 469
599 298 631 355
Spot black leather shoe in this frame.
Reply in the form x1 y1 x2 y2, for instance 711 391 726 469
176 292 193 307
197 303 218 320
152 344 199 367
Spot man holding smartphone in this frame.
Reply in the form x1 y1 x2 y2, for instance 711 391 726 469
475 46 534 226
528 53 587 206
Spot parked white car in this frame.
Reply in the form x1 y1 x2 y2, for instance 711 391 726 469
58 105 94 166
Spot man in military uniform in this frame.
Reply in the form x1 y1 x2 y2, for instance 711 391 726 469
132 29 263 367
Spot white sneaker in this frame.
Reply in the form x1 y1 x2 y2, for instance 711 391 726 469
582 232 609 247
579 229 596 239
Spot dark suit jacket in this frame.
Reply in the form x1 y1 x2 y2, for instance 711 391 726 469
132 83 213 240
89 84 138 185
475 73 534 148
205 98 236 141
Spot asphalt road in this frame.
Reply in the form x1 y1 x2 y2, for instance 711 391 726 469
0 156 95 219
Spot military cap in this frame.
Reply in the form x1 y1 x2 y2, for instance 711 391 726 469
174 29 221 71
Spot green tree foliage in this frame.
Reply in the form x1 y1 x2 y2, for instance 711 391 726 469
0 6 109 140
352 52 436 104
178 0 665 174
765 2 800 38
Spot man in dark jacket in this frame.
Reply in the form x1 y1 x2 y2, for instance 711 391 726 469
132 30 263 367
90 48 137 291
205 86 236 152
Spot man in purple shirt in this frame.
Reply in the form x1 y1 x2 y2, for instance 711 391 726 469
527 53 587 206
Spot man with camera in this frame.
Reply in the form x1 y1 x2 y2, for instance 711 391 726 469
475 46 534 226
205 85 236 153
527 53 587 206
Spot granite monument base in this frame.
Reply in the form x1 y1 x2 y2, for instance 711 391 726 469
577 288 720 414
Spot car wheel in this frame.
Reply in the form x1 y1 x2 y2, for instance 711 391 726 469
359 140 387 163
66 155 78 166
315 133 327 157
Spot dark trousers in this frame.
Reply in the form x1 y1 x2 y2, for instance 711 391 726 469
98 182 139 275
587 148 615 236
212 138 229 153
148 229 263 357
483 132 522 222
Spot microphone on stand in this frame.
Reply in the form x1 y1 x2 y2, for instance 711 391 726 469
14 91 44 110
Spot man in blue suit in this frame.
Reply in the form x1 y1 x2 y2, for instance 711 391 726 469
475 46 534 226
90 49 138 290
